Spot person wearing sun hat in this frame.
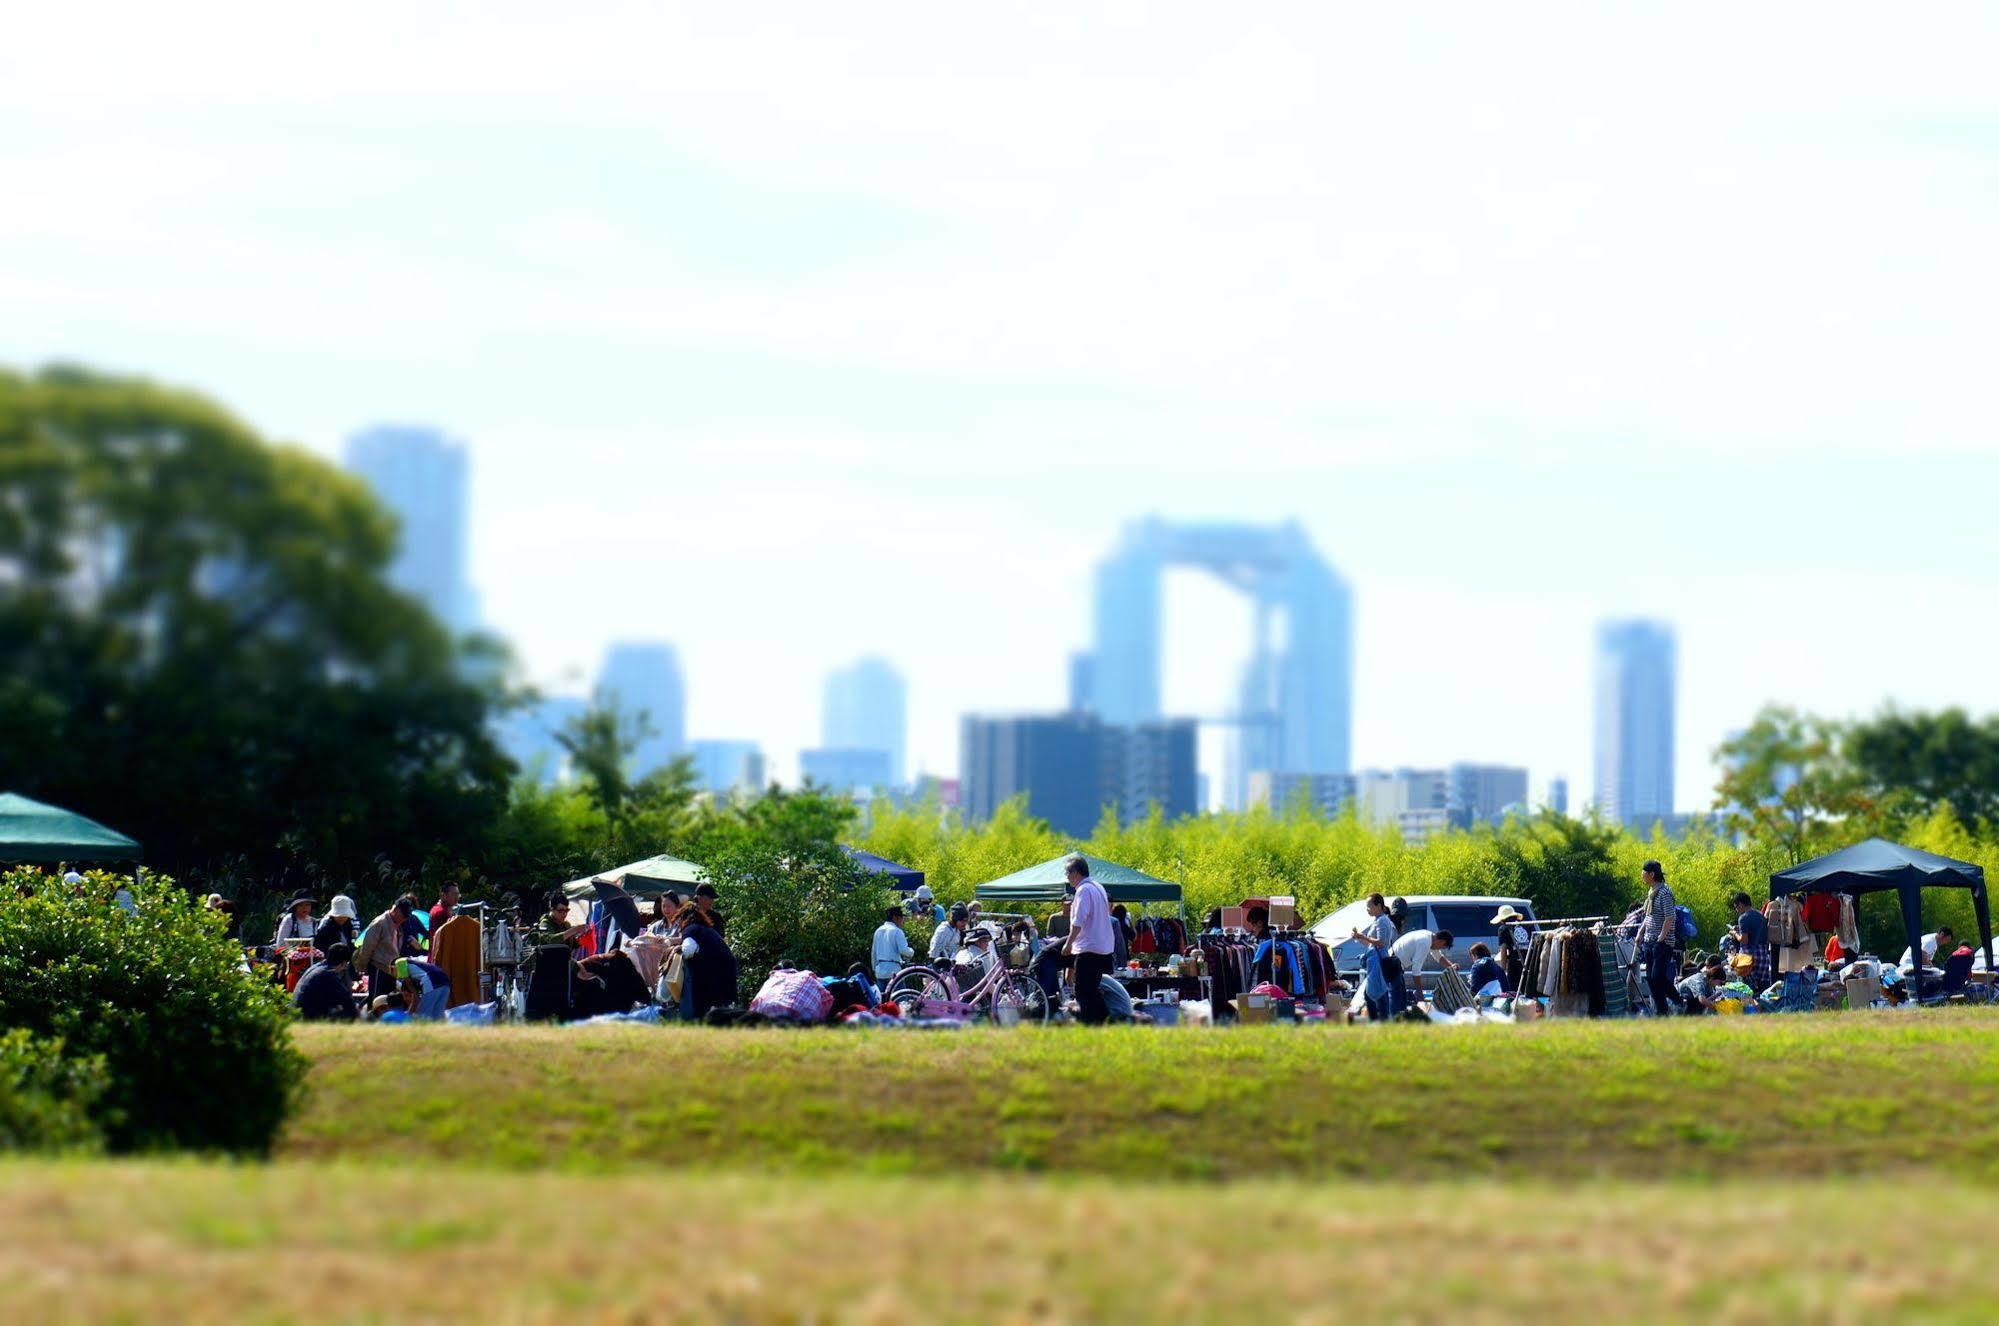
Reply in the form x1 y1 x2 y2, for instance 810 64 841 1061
315 894 360 951
274 891 318 945
1491 905 1531 992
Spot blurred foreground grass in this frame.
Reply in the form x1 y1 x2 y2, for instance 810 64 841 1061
4 1159 1994 1325
288 1013 1999 1180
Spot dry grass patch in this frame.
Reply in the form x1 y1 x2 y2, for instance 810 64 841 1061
3 1160 1996 1325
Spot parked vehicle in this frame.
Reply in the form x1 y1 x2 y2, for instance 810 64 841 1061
1310 894 1537 976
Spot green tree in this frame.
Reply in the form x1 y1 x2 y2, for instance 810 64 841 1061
1489 813 1631 923
0 365 515 890
1713 705 1872 864
1846 706 1999 829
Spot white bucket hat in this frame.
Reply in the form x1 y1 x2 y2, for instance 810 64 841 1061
330 894 359 920
1490 905 1526 925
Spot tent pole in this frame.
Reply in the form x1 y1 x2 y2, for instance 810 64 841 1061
1974 879 1994 977
1900 883 1927 1004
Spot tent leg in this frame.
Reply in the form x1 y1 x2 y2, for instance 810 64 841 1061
1900 883 1928 1005
1974 881 1994 978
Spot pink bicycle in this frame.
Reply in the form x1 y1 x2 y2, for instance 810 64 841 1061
885 942 1051 1025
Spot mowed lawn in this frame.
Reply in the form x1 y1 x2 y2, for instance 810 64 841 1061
286 1012 1999 1180
6 1160 1998 1325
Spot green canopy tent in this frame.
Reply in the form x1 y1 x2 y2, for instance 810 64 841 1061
0 792 142 865
974 855 1183 908
561 853 708 901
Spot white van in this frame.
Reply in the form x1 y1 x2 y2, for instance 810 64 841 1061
1311 895 1537 976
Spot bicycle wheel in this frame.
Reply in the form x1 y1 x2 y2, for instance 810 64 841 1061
995 972 1051 1025
887 967 949 1015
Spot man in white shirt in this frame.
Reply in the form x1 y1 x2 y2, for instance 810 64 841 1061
930 903 967 964
871 904 914 982
1062 855 1116 1025
1389 927 1456 1003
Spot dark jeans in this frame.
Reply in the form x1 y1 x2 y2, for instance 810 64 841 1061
1073 951 1113 1025
1645 942 1680 1015
1033 945 1067 999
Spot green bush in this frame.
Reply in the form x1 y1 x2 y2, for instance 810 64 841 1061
0 1029 106 1154
0 868 307 1154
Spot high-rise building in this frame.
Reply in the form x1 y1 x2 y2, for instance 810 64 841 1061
691 739 764 797
1594 619 1677 826
1245 771 1358 816
799 747 896 797
344 425 477 634
1106 719 1199 825
1090 518 1352 809
1447 763 1530 827
595 641 686 775
1548 775 1570 816
821 657 906 787
1067 651 1096 713
959 712 1198 838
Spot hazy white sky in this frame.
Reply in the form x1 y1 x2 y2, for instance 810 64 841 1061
7 3 1999 806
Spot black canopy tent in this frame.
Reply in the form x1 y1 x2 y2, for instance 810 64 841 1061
1769 838 1992 975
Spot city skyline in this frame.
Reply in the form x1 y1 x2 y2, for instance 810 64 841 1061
11 7 1999 811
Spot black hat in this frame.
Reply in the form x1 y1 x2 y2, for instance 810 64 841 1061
287 891 317 908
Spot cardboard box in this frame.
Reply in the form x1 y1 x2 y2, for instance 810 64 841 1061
1232 993 1272 1025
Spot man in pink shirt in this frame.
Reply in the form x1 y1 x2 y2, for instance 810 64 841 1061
1062 854 1116 1025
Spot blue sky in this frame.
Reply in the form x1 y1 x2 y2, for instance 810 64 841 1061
6 3 1999 806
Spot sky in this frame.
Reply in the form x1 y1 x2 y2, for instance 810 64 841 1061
6 3 1999 808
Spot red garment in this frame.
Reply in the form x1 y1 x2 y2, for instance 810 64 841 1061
1801 893 1841 933
1825 935 1845 964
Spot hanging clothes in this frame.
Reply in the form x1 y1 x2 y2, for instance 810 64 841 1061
1835 895 1860 950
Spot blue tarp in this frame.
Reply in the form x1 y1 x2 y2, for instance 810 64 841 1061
841 846 925 892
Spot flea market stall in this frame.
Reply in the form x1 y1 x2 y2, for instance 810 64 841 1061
1769 838 1993 1004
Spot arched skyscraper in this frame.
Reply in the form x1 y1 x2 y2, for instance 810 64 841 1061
1085 518 1352 809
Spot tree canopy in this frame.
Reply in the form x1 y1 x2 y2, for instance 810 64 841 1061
0 365 514 890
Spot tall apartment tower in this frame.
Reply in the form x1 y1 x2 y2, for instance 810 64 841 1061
822 657 906 789
596 641 687 775
344 425 477 633
1593 620 1677 826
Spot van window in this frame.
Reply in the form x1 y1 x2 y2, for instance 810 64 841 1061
1429 903 1509 937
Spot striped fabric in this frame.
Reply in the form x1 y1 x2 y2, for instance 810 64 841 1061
1596 931 1631 1017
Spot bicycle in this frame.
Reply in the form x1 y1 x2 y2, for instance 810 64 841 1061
885 941 1051 1025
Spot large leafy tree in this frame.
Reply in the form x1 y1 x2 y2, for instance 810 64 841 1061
1846 706 1999 829
0 364 514 890
1713 705 1874 864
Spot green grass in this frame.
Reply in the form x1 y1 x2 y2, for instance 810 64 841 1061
286 1012 1999 1181
5 1159 1997 1324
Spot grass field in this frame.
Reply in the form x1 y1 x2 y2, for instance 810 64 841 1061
6 1160 1998 1325
20 1013 1999 1324
285 1013 1999 1181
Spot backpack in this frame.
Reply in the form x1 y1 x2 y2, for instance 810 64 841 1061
1675 906 1699 944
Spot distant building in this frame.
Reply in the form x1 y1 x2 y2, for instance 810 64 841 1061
1547 775 1570 816
344 425 477 633
1245 771 1358 816
595 641 687 775
1447 763 1530 827
1357 768 1449 825
960 712 1198 838
494 694 587 785
1107 719 1199 826
1594 620 1677 826
691 739 764 797
799 747 896 797
821 657 906 788
1394 806 1454 845
1067 651 1096 713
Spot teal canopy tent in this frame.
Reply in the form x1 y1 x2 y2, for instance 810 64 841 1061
0 792 142 864
974 854 1182 905
562 853 708 901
